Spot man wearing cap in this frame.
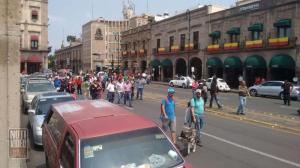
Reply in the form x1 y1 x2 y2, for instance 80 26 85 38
161 87 177 144
190 89 205 146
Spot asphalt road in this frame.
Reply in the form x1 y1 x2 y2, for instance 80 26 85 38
24 84 300 168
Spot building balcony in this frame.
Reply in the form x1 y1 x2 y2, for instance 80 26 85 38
130 50 137 57
138 49 147 57
268 37 289 47
153 43 200 56
206 37 296 54
224 42 239 50
122 51 128 57
245 40 263 49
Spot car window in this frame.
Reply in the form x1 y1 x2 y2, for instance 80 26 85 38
47 112 65 146
27 82 55 92
60 133 75 168
36 97 74 115
80 127 184 168
31 96 38 109
261 82 271 86
207 79 211 82
271 82 282 87
180 77 184 80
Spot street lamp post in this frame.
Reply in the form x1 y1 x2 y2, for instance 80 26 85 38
111 54 114 71
187 9 191 77
158 65 161 81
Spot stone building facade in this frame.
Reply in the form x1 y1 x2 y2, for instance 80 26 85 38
20 0 49 74
206 0 300 87
81 18 128 72
55 42 82 73
121 24 151 74
121 0 300 87
0 0 26 167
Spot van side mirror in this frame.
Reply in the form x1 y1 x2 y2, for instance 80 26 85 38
28 109 35 114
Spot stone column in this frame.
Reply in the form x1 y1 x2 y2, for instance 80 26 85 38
0 0 24 167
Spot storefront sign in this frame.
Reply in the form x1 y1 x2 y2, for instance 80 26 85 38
9 129 28 158
239 3 260 12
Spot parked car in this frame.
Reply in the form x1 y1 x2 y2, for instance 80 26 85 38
28 92 74 146
248 81 300 100
206 78 231 92
21 79 56 113
169 76 194 88
43 100 192 168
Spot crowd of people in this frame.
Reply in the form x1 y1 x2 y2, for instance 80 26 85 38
51 71 149 108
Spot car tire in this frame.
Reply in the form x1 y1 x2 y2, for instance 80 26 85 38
250 89 257 96
279 92 284 100
182 83 186 88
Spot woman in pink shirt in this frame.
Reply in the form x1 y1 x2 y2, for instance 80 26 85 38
123 79 132 107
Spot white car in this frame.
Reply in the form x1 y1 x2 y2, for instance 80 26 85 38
248 81 300 100
206 78 231 92
169 76 194 88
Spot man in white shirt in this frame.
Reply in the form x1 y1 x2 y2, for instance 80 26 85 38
116 79 124 104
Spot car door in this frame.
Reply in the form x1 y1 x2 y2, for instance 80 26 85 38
270 82 283 96
43 111 65 168
59 131 76 168
28 97 38 127
257 82 271 95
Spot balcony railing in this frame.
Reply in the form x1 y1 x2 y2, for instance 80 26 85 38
122 51 128 57
138 49 147 57
206 37 296 53
153 43 200 56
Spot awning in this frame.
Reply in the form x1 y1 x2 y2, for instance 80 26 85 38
273 19 291 27
150 59 160 67
226 27 240 35
207 57 223 68
162 59 172 67
224 56 242 69
269 54 295 69
27 55 42 63
209 31 221 38
31 35 39 41
245 55 266 69
248 23 263 31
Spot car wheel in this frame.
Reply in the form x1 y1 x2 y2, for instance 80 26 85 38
182 83 186 88
279 92 284 100
250 89 257 96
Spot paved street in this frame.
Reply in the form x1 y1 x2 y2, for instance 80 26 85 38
25 83 300 168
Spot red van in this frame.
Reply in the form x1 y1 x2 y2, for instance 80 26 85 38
42 100 192 168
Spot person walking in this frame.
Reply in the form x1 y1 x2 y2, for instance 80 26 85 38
123 79 132 107
90 80 101 100
160 87 177 144
209 76 223 109
116 79 124 104
136 75 147 100
236 81 250 115
130 75 135 100
106 79 115 103
190 89 205 146
281 80 293 106
53 76 61 89
199 79 208 106
76 76 83 95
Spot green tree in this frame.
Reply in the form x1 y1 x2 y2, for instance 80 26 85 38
48 54 56 69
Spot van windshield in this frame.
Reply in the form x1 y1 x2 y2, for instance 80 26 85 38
80 127 184 168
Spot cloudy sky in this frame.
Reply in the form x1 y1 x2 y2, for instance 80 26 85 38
48 0 236 53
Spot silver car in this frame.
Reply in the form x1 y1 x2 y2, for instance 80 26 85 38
28 92 74 146
21 79 56 113
248 81 300 100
